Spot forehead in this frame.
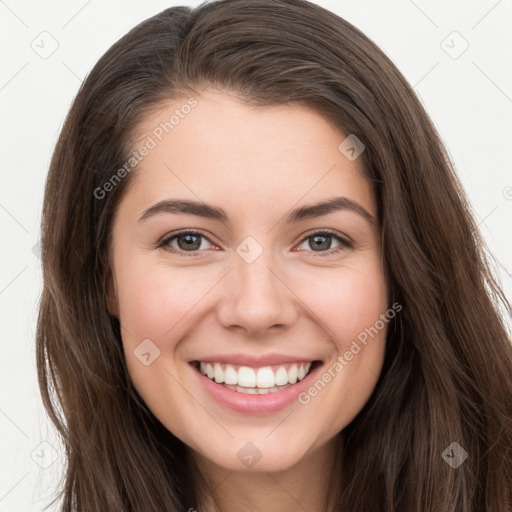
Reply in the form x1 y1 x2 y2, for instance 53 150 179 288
122 90 376 223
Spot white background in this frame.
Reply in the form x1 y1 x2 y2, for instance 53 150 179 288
1 1 511 510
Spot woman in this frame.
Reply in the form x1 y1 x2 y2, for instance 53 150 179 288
36 0 512 510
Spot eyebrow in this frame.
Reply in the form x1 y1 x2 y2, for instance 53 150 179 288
138 196 375 226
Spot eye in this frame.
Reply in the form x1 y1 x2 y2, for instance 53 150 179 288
295 229 352 255
158 228 352 258
158 230 217 257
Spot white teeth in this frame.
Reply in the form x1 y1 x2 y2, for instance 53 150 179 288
256 366 275 388
197 361 313 391
224 365 238 385
275 367 288 386
288 364 298 384
222 383 291 394
214 363 224 383
238 366 256 387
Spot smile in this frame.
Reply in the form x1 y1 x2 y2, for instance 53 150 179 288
190 355 323 414
198 361 314 394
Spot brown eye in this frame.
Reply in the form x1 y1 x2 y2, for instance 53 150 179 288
159 230 216 256
296 230 352 255
175 233 202 251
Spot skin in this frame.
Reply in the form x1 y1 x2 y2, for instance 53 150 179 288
107 90 389 511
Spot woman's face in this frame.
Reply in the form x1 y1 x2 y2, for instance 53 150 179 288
107 90 389 472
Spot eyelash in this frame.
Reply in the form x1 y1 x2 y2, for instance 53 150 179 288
157 228 352 258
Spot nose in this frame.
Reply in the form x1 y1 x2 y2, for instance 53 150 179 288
216 251 299 337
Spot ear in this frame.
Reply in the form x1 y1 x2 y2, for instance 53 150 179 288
105 267 119 318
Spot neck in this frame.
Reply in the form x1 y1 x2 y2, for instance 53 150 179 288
191 436 340 512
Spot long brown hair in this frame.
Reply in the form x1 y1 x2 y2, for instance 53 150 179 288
36 0 512 510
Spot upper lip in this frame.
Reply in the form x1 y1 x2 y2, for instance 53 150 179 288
189 353 321 367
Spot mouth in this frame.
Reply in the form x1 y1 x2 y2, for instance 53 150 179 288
189 352 325 414
190 359 323 395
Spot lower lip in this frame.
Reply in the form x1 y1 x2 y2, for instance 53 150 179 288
192 362 322 415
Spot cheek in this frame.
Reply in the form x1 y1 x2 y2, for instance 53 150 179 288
113 256 204 432
290 261 388 422
113 255 224 404
293 261 388 348
115 255 216 340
